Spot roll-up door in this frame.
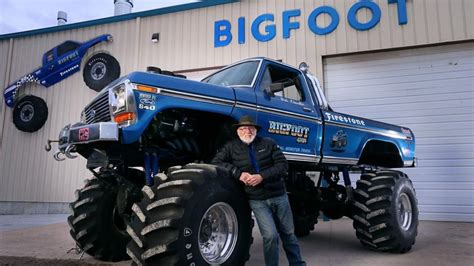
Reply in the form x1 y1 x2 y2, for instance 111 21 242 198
324 43 474 222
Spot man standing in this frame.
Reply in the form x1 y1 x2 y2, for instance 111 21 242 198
212 115 306 266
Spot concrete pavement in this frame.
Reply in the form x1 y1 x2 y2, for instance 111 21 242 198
0 215 473 265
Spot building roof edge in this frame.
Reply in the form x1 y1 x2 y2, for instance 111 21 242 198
0 0 238 40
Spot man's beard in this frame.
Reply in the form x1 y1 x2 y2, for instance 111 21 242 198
239 134 256 145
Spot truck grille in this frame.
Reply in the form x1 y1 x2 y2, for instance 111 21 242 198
82 91 111 124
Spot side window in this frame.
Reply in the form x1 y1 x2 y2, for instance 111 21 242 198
260 64 305 102
57 41 80 57
261 68 272 92
45 50 54 62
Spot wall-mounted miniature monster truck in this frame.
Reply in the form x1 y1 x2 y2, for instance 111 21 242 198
49 58 418 264
3 34 120 132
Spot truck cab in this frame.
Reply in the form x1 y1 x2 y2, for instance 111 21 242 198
203 57 416 170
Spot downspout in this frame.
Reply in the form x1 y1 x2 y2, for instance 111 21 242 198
0 37 14 149
134 17 141 70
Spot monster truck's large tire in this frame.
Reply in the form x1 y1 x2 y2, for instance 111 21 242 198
126 164 253 265
352 170 418 253
12 95 48 133
287 175 319 237
83 53 120 92
68 178 130 261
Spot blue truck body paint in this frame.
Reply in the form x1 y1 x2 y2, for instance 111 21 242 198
115 58 415 166
120 72 235 144
55 57 416 170
3 34 112 107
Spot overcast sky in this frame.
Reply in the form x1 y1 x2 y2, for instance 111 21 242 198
0 0 197 35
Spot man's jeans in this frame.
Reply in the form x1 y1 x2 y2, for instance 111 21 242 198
249 194 306 266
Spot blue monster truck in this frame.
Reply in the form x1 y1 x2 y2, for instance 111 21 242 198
3 34 120 132
49 58 418 264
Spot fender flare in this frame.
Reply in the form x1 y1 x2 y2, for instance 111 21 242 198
3 73 44 107
358 138 404 167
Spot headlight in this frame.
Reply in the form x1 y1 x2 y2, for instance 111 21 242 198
110 84 127 114
80 111 86 123
108 81 137 127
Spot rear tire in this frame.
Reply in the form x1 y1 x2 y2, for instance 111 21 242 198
352 170 418 253
68 178 130 261
126 164 253 265
83 53 120 92
12 95 48 133
287 175 319 237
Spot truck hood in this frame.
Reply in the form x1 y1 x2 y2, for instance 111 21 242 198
125 71 235 102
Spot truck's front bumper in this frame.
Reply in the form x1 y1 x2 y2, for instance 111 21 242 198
54 122 119 161
60 122 119 145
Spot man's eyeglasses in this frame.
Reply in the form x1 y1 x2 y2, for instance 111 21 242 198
238 126 256 132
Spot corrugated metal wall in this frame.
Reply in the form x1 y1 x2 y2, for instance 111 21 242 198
0 20 139 202
137 0 473 79
0 0 472 203
323 42 474 221
0 39 11 136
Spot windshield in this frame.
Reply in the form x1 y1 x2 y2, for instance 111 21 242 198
202 61 260 87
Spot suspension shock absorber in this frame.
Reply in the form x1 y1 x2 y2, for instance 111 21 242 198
152 152 159 179
144 150 160 186
342 168 354 204
144 152 153 186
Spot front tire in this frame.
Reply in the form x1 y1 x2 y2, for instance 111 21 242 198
352 170 419 253
68 178 130 261
126 164 253 265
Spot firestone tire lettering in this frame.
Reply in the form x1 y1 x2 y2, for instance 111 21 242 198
83 53 121 92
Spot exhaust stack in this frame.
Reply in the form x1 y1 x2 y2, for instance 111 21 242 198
114 0 133 16
57 11 67 25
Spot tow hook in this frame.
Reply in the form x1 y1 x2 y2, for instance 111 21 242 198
53 151 66 161
45 139 77 161
65 145 78 159
45 139 59 152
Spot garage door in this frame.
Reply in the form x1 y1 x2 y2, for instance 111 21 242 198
323 42 474 222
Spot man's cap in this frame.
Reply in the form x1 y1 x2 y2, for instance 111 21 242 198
233 115 261 131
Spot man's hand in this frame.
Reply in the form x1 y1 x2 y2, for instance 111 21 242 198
247 174 263 187
239 172 252 185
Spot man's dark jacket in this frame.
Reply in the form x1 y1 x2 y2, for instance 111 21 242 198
212 136 288 200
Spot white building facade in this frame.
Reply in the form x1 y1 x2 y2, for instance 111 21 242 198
0 0 472 221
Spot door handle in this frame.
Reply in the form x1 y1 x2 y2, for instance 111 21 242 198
303 107 312 113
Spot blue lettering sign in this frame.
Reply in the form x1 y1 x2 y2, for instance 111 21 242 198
214 19 232 47
308 6 339 35
388 0 408 25
238 17 246 44
251 14 276 42
347 0 381 31
213 0 408 47
282 9 301 39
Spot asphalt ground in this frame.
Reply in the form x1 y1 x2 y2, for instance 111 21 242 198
0 215 473 265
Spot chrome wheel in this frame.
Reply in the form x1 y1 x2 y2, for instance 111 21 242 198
398 193 413 231
20 103 34 122
198 202 238 264
91 62 106 80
